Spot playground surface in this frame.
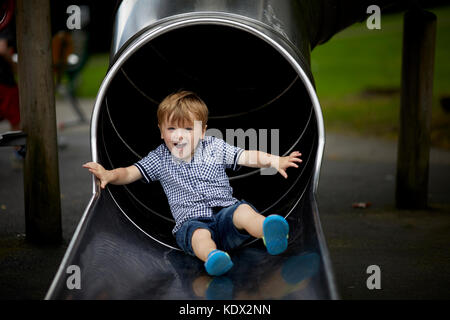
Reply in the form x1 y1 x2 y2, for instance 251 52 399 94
0 98 449 300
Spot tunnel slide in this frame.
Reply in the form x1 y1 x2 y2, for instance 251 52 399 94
46 0 401 300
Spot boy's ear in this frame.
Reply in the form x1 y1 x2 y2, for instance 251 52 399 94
202 125 207 138
158 124 163 139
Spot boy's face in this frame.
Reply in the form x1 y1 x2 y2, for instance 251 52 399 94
159 114 206 161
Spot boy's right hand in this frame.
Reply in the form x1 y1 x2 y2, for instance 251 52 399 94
83 162 111 189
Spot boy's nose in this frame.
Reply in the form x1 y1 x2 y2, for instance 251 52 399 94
172 129 186 141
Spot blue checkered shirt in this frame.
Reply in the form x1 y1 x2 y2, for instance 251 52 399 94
134 135 244 234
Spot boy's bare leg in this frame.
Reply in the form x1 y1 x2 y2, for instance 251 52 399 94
191 228 217 262
232 204 265 239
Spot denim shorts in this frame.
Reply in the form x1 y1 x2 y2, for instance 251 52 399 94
175 199 258 256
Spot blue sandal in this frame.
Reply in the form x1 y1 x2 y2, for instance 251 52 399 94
204 250 234 276
263 215 289 255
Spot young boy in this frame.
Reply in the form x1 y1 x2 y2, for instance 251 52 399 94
83 91 302 276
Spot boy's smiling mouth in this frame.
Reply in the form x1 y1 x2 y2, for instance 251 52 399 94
174 142 187 149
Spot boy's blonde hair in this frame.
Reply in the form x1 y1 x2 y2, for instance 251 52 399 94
157 91 208 129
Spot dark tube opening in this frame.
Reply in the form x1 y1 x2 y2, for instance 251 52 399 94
97 24 318 248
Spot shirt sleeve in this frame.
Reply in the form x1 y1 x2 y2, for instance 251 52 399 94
134 145 163 183
212 136 244 171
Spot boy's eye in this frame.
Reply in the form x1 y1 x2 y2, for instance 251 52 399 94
168 127 175 130
185 127 193 131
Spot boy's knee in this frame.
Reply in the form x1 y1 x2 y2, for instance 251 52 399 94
234 204 257 218
192 228 212 241
237 203 253 211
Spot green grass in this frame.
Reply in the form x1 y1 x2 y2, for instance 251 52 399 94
70 53 109 98
311 5 450 149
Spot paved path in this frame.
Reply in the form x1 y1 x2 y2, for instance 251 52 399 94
319 131 450 299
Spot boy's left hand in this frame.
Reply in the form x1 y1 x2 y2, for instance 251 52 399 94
275 151 302 179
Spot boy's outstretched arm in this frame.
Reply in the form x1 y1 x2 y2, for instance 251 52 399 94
237 150 302 179
82 162 143 189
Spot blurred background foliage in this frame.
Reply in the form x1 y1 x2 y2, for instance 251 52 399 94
311 5 450 149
